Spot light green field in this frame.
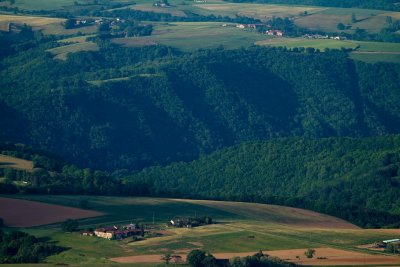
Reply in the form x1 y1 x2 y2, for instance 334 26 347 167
194 3 325 19
256 37 359 50
256 37 400 63
2 0 76 10
3 195 400 266
47 41 99 60
193 3 400 34
113 22 266 51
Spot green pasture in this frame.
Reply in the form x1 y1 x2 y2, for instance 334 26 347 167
256 37 358 50
47 41 99 60
3 0 76 10
256 37 400 63
113 22 265 51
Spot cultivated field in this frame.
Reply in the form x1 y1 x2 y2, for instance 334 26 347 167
113 22 266 51
0 154 33 171
3 195 400 266
110 247 400 265
0 197 103 227
0 14 64 31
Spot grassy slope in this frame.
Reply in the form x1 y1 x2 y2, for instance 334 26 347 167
2 195 400 266
47 42 99 60
0 154 33 171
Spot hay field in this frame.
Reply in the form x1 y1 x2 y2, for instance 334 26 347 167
0 154 33 171
47 41 99 60
0 14 64 31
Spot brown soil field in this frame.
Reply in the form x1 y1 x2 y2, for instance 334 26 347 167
0 154 33 171
110 248 400 265
268 247 400 265
0 197 103 227
175 199 358 229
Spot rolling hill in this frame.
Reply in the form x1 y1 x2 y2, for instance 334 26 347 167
128 135 400 227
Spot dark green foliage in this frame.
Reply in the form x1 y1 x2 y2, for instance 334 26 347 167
385 243 399 254
187 250 218 267
336 23 346 30
0 231 63 263
129 136 400 227
61 219 79 232
0 218 3 228
304 248 315 258
64 18 76 29
2 45 400 171
230 251 294 267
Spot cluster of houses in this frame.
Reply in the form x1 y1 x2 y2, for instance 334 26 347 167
153 1 170 7
303 33 346 40
266 30 284 36
168 216 213 228
82 223 143 240
235 24 284 36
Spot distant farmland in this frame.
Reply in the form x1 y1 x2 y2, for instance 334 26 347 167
0 14 64 31
256 38 400 63
113 22 266 51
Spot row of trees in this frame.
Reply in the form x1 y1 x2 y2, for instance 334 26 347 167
185 250 295 267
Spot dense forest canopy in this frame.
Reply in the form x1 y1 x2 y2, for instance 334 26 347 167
1 38 400 170
128 136 400 228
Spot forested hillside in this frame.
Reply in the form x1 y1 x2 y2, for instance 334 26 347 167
128 136 400 228
1 39 400 170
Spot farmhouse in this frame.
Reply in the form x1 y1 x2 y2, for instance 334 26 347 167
81 230 95 236
266 30 284 36
93 225 143 240
304 34 329 39
236 24 267 29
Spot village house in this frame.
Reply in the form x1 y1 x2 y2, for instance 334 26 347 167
236 24 267 29
81 230 95 236
303 34 329 39
92 225 143 240
266 30 284 36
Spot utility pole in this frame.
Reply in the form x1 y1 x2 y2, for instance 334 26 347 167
153 212 155 225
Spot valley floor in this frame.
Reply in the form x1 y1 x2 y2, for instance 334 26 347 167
1 195 400 266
